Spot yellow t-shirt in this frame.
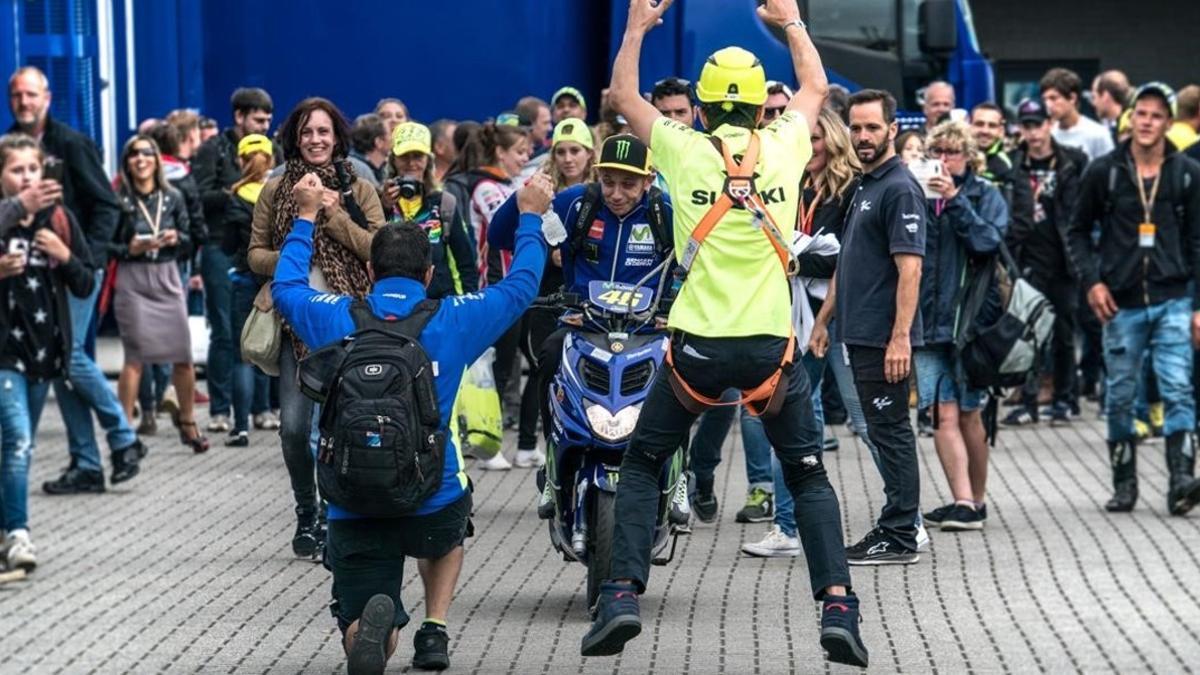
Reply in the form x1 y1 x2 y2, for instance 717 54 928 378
1168 121 1198 152
650 111 812 338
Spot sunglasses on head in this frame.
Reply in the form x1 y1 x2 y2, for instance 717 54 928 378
132 147 156 157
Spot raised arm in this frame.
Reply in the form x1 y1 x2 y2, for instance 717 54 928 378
757 0 828 126
609 0 673 144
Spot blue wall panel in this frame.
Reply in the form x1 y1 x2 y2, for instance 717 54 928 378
195 0 610 129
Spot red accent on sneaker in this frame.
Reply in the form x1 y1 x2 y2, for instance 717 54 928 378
825 603 850 613
614 591 636 600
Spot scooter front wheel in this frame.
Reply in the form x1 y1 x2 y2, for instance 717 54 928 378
586 489 616 614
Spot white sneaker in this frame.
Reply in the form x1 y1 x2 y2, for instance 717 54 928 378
514 448 546 468
741 525 800 558
537 482 555 519
672 474 690 516
478 452 512 471
206 414 232 433
159 385 180 420
669 473 691 527
253 412 281 430
916 523 931 551
6 529 37 572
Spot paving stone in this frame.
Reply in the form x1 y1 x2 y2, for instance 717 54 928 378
1 386 1199 673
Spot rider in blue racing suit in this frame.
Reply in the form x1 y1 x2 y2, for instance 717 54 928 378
488 133 675 472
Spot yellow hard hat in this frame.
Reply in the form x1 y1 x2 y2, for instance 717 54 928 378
694 47 768 106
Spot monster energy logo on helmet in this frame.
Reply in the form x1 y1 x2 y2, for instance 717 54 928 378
596 133 652 176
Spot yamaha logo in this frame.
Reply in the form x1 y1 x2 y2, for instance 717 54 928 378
364 364 384 376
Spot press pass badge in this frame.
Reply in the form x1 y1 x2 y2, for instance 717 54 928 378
1139 222 1156 249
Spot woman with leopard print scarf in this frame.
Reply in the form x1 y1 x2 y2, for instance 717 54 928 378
247 97 384 558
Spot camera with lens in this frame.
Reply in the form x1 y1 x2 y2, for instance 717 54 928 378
393 177 423 200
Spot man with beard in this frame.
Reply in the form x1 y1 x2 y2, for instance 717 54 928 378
811 88 926 564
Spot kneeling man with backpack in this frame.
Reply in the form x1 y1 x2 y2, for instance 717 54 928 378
273 172 552 674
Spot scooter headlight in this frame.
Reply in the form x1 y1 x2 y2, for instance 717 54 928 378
585 403 642 442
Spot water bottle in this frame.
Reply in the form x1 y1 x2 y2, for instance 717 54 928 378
541 210 567 246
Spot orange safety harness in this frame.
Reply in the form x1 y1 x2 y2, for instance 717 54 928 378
666 132 797 418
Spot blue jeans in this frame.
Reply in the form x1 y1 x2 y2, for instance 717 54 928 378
0 371 50 532
139 363 170 413
742 353 826 537
53 270 138 471
230 277 271 433
688 389 774 491
201 245 234 416
1104 298 1195 442
914 346 985 412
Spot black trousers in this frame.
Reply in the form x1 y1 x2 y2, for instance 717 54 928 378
492 323 521 414
1077 285 1105 391
1023 277 1079 410
610 332 851 599
517 309 560 450
846 345 919 550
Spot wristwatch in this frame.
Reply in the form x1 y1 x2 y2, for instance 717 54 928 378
783 18 807 32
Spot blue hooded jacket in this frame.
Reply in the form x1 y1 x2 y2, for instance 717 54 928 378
487 183 674 297
919 172 1009 346
273 213 547 518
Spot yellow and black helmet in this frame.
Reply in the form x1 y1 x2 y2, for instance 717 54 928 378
694 46 768 106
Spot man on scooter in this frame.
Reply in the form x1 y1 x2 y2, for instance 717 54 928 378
488 133 676 472
578 0 868 668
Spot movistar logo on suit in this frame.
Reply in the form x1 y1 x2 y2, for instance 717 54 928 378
627 223 655 253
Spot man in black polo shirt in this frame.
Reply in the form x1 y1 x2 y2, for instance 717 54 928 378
812 89 925 564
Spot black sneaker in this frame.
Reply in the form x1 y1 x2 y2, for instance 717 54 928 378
922 503 956 525
823 436 840 452
347 594 393 675
412 621 451 670
917 408 934 438
1041 401 1073 425
1002 408 1037 426
581 581 641 656
1168 477 1200 516
734 487 773 523
691 492 718 524
845 528 919 566
225 430 250 447
292 507 320 558
110 441 145 484
939 504 985 531
820 593 869 667
1105 480 1138 512
43 465 106 495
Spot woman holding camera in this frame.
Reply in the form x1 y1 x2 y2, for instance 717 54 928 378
220 133 278 447
110 134 208 453
247 97 385 558
380 122 478 298
0 133 95 571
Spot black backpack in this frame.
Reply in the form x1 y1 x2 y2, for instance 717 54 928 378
304 299 445 517
951 241 1056 443
954 240 1056 391
567 183 671 259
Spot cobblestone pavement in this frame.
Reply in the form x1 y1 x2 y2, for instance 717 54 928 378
2 385 1199 674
